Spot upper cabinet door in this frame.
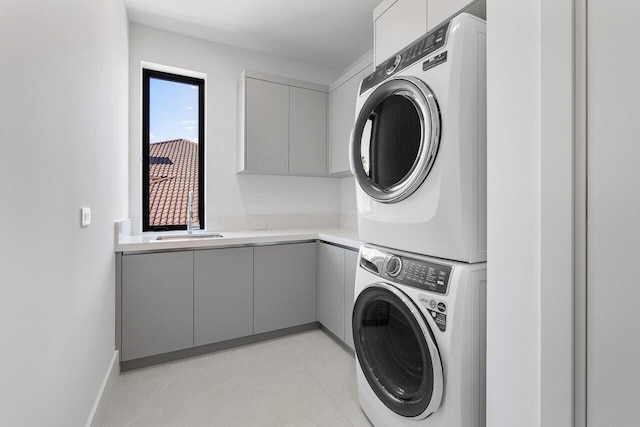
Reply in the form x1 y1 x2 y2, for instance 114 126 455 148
245 78 290 173
330 70 365 175
289 87 327 175
374 0 428 67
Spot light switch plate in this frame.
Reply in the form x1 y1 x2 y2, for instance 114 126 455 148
81 207 91 227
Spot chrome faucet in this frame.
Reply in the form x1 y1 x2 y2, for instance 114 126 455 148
187 190 193 234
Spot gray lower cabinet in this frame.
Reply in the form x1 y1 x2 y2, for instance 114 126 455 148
343 249 358 350
317 242 359 350
121 251 194 361
194 247 254 346
119 240 356 363
317 242 346 340
254 242 317 334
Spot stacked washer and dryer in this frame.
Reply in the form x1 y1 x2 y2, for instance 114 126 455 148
349 14 487 427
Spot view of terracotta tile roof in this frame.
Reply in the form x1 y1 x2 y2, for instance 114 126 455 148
149 139 199 227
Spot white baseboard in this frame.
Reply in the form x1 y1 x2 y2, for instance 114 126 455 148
86 350 119 427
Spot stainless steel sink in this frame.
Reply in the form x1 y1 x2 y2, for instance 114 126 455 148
155 233 223 241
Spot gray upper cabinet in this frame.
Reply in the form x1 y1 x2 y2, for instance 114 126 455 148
289 86 328 175
254 242 317 334
121 251 194 361
343 249 358 350
238 70 329 176
244 78 290 173
194 247 254 347
329 66 370 176
317 242 346 340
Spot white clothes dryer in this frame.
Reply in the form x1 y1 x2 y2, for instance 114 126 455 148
351 13 487 263
352 244 486 427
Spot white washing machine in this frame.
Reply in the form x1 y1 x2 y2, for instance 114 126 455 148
351 13 487 263
352 244 486 427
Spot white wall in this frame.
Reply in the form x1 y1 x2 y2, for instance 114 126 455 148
486 0 575 426
587 1 640 425
486 1 542 423
0 1 129 426
539 1 575 425
340 176 357 228
129 24 343 233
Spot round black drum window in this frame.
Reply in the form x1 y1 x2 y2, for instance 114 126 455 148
365 95 421 190
352 285 442 418
351 77 441 204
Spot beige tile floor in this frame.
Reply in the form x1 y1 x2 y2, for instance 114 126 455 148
104 329 373 427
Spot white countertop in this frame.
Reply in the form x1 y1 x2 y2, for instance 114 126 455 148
116 227 362 253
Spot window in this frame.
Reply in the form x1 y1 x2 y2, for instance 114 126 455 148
142 69 205 232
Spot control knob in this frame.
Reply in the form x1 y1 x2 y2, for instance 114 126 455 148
386 54 402 75
386 256 402 277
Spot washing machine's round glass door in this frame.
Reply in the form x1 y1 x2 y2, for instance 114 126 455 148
351 76 440 203
352 283 444 419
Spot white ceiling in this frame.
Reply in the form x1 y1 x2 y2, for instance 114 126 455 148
125 0 380 72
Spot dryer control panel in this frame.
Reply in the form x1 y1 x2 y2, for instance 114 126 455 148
360 246 452 295
360 20 450 95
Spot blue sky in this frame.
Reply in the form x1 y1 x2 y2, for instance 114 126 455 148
149 78 199 144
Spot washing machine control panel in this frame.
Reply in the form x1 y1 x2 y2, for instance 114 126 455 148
360 246 452 295
392 257 452 295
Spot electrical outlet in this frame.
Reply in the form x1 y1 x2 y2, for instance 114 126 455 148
81 207 91 227
252 220 266 230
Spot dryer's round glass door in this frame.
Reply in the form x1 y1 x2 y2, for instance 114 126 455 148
352 283 443 419
351 77 440 203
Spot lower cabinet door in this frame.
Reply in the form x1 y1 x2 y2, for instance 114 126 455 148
254 242 317 334
194 247 254 346
343 249 359 350
317 242 345 340
121 251 194 361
